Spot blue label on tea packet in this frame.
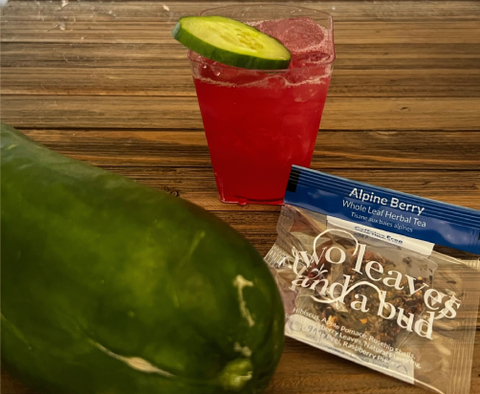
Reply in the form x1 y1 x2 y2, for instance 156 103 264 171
284 166 480 255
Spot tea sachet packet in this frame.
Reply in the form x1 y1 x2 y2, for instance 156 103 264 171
266 166 480 394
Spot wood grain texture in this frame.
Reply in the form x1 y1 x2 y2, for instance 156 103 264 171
17 129 480 171
4 68 480 97
1 1 480 394
3 20 480 44
2 96 480 130
3 1 480 22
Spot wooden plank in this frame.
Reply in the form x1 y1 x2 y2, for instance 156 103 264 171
2 96 479 130
2 20 480 44
337 44 480 70
3 1 480 23
16 129 480 171
2 42 479 70
0 66 197 97
2 68 480 98
0 42 189 68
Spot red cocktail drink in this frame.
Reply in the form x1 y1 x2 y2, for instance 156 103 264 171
189 6 335 205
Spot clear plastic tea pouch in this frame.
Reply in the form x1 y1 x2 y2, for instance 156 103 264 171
266 166 480 394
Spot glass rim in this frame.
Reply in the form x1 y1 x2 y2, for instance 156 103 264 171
199 4 335 23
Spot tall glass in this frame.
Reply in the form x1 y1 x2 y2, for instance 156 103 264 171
189 5 335 205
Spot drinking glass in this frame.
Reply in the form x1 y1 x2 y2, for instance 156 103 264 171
188 5 335 205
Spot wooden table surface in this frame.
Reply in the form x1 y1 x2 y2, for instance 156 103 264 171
1 0 480 393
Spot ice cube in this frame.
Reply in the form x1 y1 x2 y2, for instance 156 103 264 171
254 17 326 57
189 51 274 86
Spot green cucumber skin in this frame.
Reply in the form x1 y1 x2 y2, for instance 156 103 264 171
172 17 290 70
1 123 284 394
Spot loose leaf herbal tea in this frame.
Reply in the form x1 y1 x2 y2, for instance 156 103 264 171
266 166 480 394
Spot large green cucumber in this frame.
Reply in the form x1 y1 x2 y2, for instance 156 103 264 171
1 123 284 394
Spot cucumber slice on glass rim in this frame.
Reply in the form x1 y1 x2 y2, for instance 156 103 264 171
172 16 291 70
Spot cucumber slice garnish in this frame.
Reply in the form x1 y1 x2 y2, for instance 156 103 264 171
172 16 291 70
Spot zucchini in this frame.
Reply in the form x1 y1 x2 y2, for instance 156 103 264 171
1 123 284 394
172 16 291 70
